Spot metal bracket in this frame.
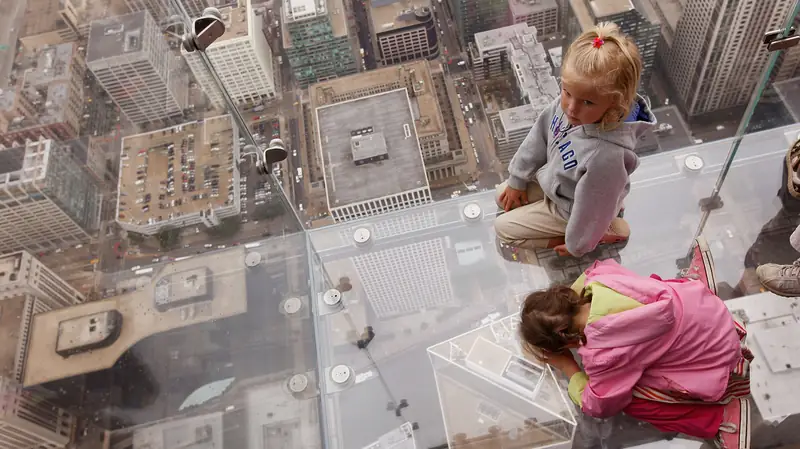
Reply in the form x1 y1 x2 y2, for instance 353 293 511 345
764 27 800 52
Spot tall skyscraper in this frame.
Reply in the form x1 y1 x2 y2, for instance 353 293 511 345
667 0 800 117
282 0 359 87
370 0 440 66
509 0 560 38
0 377 76 448
125 0 209 19
0 251 85 308
449 0 510 46
86 11 187 125
0 43 86 148
183 0 278 108
564 0 660 89
0 139 103 254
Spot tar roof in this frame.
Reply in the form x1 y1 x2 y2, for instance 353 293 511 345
316 89 428 208
86 11 149 63
23 247 248 386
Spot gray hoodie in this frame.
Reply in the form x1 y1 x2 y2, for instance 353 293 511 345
507 95 656 256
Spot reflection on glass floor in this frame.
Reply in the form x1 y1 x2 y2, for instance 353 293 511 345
427 313 576 449
308 124 800 449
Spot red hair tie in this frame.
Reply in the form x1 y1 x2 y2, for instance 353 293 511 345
593 37 604 48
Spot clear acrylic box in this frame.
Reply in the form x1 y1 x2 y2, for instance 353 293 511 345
428 312 577 448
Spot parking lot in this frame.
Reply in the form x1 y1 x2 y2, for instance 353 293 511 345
118 117 237 228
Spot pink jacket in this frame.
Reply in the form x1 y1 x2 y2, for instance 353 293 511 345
577 260 741 418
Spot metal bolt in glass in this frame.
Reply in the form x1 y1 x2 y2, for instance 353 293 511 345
684 154 704 172
288 373 309 393
353 227 371 245
323 288 342 306
283 297 302 314
331 365 351 384
245 251 262 267
462 203 482 221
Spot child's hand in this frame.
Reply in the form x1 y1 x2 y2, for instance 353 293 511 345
537 349 581 376
553 244 573 257
500 186 528 211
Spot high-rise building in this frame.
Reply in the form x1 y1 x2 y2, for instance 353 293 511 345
470 24 559 104
282 0 359 88
183 0 278 109
116 116 241 235
509 0 560 38
313 87 432 222
0 139 103 254
666 0 800 117
125 0 209 19
0 251 85 308
0 377 76 448
0 43 86 148
449 0 510 46
370 0 440 66
86 11 187 125
492 104 540 164
564 0 660 88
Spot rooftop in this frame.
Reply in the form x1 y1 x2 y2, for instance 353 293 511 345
316 89 428 208
474 24 559 105
508 0 558 17
284 0 325 22
311 60 445 137
370 0 432 34
23 43 77 87
567 0 595 31
133 412 224 449
117 115 238 228
498 103 543 132
23 247 248 386
589 0 633 18
0 140 50 186
86 11 149 63
215 4 251 44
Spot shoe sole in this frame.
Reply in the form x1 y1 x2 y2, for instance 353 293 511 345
756 277 799 297
696 236 717 295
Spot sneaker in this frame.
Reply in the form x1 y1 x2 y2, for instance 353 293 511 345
756 258 800 297
682 236 717 295
714 398 750 449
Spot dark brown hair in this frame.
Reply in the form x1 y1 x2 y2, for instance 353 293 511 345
518 285 591 354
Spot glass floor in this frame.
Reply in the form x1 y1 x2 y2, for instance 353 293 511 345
31 124 800 448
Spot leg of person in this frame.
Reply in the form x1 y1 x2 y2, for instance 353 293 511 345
756 223 800 296
623 397 750 448
683 236 718 295
495 198 568 250
623 397 723 438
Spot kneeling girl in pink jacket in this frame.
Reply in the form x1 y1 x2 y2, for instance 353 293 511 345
519 256 752 449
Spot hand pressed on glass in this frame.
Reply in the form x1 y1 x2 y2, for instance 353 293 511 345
499 185 528 212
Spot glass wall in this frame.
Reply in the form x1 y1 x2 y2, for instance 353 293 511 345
2 0 800 447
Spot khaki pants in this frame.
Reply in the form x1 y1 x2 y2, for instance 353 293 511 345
494 181 568 249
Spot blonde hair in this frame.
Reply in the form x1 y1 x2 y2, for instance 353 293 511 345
562 22 643 131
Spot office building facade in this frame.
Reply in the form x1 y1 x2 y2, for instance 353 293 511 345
371 0 439 66
86 11 187 125
0 140 103 254
666 0 800 117
449 0 510 46
282 0 359 87
183 0 278 108
509 0 560 37
125 0 209 19
0 250 85 308
0 377 76 448
0 43 86 148
564 0 660 89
